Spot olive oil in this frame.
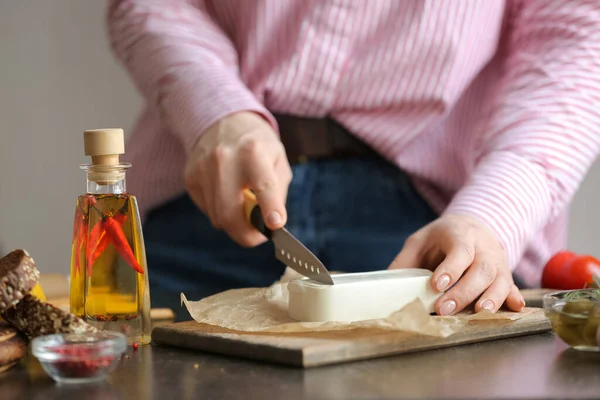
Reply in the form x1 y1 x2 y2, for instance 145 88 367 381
69 129 151 345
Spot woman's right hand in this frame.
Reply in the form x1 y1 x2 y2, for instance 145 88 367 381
184 111 293 247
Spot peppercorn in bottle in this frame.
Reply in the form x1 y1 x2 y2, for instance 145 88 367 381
70 128 151 345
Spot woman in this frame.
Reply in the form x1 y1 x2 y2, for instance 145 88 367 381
106 0 600 321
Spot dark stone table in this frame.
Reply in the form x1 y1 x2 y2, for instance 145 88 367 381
2 332 600 399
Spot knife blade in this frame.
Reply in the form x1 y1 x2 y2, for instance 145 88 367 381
242 189 334 285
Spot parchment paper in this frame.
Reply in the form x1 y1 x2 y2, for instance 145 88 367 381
181 268 535 338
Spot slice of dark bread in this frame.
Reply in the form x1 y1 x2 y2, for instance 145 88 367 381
0 249 98 338
2 295 98 338
0 250 39 313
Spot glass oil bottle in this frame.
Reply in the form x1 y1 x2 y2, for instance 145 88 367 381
69 128 151 345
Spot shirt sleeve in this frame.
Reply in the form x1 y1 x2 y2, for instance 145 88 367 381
106 0 277 153
444 0 600 270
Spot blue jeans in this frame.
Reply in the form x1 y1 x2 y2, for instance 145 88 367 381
142 157 439 321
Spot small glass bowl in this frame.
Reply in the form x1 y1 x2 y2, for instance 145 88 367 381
31 331 127 384
543 289 600 352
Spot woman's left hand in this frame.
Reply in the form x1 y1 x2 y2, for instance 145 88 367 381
388 214 525 316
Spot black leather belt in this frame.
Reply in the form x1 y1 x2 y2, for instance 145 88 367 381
272 113 379 164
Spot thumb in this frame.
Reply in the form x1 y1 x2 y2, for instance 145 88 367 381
255 185 287 230
388 236 423 270
246 159 287 230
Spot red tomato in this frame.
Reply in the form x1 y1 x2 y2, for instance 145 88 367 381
541 251 576 289
541 251 600 289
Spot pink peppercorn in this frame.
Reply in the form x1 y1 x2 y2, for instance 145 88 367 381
51 344 116 378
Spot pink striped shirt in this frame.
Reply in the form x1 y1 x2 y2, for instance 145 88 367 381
106 0 600 288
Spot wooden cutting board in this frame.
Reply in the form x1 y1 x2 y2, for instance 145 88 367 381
522 288 556 308
152 306 552 368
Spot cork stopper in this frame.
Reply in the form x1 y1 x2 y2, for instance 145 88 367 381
83 129 126 183
84 129 125 166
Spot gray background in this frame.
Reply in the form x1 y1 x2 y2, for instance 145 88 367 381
1 1 598 280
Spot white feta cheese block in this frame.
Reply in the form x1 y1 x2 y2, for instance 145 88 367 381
287 269 442 322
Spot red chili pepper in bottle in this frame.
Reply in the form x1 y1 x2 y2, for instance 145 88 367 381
88 226 106 269
103 215 144 274
75 214 87 276
72 207 82 243
72 203 89 276
86 219 105 277
72 208 82 276
87 201 129 270
88 212 128 270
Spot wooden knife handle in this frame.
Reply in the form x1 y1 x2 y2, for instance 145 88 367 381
242 189 272 239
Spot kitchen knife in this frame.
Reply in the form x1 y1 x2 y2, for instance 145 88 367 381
243 189 334 285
